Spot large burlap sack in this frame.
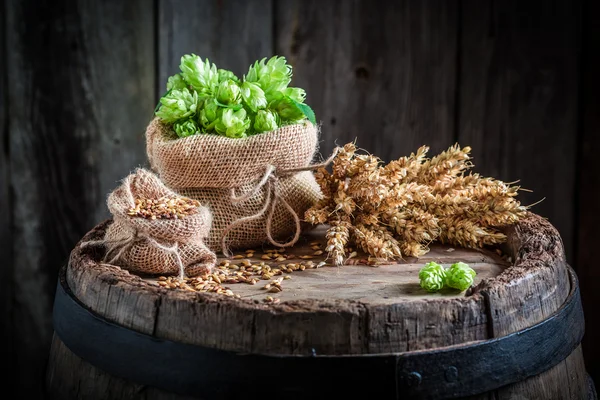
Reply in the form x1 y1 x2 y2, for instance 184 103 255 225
90 168 216 277
145 118 325 253
146 118 319 188
179 171 320 250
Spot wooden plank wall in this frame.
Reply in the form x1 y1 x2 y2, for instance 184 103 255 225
159 0 274 95
4 0 154 397
0 0 14 391
578 0 600 384
1 0 597 396
459 0 579 260
275 0 458 159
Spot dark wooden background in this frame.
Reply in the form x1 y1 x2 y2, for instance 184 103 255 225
2 0 598 397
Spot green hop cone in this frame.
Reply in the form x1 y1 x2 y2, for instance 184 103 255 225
198 98 220 131
283 87 306 103
216 79 241 105
215 108 251 138
270 96 305 123
241 81 267 112
418 262 447 292
254 110 278 133
445 262 477 291
155 88 199 123
173 119 199 138
166 74 187 91
246 56 292 101
218 69 240 84
179 54 218 96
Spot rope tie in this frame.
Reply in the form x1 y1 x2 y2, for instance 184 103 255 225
221 147 341 256
81 230 187 280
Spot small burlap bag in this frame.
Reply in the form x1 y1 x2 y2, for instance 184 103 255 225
146 118 337 253
84 168 216 278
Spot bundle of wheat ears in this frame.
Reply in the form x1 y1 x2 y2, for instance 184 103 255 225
305 143 528 266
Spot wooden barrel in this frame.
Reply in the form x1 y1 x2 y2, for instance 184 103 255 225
46 213 596 400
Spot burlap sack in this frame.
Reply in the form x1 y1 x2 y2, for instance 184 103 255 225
145 118 327 253
146 118 319 188
92 168 216 277
179 171 320 250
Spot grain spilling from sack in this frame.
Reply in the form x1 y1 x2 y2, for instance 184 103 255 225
83 168 216 278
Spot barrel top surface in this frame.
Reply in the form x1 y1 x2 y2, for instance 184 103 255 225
143 227 510 304
68 213 565 310
64 213 571 355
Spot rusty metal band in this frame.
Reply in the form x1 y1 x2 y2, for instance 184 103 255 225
53 266 588 399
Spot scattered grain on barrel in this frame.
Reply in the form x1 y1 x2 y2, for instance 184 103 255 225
263 296 280 304
153 255 328 302
148 237 367 301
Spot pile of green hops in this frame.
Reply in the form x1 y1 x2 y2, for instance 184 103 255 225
419 261 477 292
156 54 315 139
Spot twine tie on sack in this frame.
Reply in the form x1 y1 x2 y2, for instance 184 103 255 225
221 147 341 256
82 231 187 280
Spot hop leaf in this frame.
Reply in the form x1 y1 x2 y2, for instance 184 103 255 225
241 81 267 112
215 108 251 138
179 54 218 96
218 69 240 84
246 56 292 101
173 119 199 137
289 98 316 125
445 262 477 291
155 88 199 123
254 110 279 133
418 262 446 292
166 74 188 91
216 79 241 105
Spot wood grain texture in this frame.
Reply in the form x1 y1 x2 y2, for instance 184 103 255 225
5 0 154 396
63 221 491 356
496 346 589 400
46 336 196 400
158 0 273 96
458 0 580 261
146 227 510 303
578 0 600 386
480 214 587 399
0 0 16 391
274 0 458 162
46 214 591 399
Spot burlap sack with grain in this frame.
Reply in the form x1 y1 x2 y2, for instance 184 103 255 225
98 168 216 277
146 118 325 252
